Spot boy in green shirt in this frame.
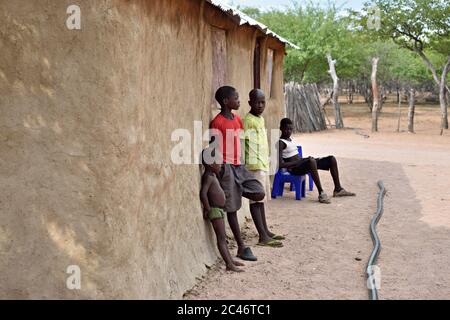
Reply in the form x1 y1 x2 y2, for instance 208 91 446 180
244 89 285 241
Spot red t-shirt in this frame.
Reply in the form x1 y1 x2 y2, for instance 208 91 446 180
210 113 243 165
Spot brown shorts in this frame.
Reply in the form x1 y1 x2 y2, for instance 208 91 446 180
218 164 265 213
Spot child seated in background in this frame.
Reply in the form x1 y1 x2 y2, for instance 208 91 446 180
200 149 244 272
277 118 356 204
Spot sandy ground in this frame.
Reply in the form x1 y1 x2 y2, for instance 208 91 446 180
185 102 450 300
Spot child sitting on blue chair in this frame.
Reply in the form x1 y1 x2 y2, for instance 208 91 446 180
276 118 356 204
271 145 310 201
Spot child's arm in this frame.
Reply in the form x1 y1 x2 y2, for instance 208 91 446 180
277 140 303 169
200 176 213 220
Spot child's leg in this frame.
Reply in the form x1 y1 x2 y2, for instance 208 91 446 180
243 191 272 243
329 156 343 192
291 157 325 194
258 203 275 237
249 203 273 243
315 156 343 192
226 211 246 255
305 157 325 194
243 192 265 202
219 165 251 257
211 218 243 272
250 171 275 238
238 167 278 245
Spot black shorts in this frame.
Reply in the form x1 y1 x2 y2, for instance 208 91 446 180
288 156 334 176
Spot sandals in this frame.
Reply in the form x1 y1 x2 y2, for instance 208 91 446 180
257 239 283 248
271 234 286 241
333 189 356 197
319 192 331 204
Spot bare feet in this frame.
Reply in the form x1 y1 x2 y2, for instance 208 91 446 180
226 264 244 272
232 260 245 267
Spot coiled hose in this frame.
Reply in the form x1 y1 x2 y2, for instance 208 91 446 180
366 181 387 300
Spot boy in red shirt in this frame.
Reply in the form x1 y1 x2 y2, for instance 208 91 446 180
209 86 283 262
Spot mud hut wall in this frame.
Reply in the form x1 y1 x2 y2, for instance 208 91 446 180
0 0 285 299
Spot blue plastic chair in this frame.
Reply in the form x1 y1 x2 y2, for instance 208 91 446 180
296 146 314 192
271 168 306 200
271 145 313 201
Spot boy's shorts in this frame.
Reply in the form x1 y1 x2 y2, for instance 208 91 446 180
219 164 266 213
288 156 334 176
249 170 270 204
208 207 225 221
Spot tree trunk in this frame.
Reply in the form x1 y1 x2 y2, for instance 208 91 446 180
327 54 344 129
416 50 449 130
371 57 380 132
347 80 353 104
408 88 415 133
363 82 373 111
397 90 402 132
321 89 333 107
379 85 385 111
439 56 450 130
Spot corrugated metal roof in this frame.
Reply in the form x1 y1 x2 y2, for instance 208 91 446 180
205 0 299 49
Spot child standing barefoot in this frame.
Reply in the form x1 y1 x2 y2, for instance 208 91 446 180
200 150 244 272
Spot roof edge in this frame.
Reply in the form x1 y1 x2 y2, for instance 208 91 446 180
204 0 300 49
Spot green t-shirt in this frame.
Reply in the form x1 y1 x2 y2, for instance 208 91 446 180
243 113 270 172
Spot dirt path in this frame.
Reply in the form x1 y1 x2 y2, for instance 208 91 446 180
185 104 450 300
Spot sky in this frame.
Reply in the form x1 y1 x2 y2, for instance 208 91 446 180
224 0 365 11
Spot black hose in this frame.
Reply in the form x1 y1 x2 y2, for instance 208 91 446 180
366 181 387 300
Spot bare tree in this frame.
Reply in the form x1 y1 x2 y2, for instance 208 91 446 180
347 80 354 104
371 57 380 132
396 89 402 132
327 54 344 129
359 77 373 111
408 88 415 133
379 85 386 111
360 0 450 130
439 56 450 131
